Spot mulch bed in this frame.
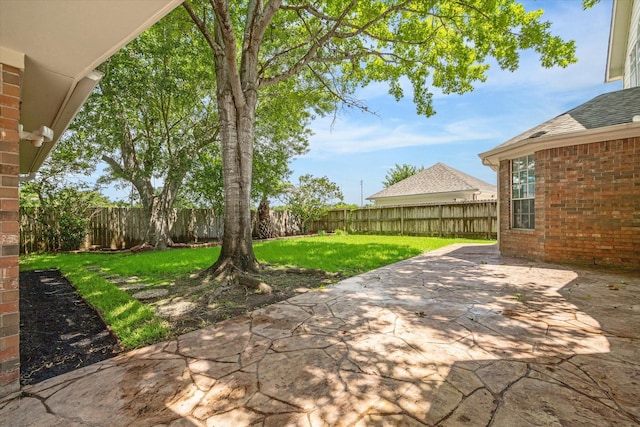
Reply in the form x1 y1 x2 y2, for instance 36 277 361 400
19 269 121 386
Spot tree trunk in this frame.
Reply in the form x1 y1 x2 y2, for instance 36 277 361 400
184 0 272 276
102 152 186 250
129 173 179 250
209 88 258 274
255 197 276 239
143 195 176 249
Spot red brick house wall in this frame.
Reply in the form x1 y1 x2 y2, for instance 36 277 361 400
499 137 640 268
0 63 21 397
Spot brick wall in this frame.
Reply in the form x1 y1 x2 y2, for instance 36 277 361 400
540 138 639 267
499 137 640 268
0 63 21 398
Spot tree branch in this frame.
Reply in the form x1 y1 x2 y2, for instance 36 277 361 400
259 0 358 87
183 1 223 56
211 0 246 109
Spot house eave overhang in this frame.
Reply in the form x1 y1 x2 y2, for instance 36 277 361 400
478 121 640 169
0 0 184 174
605 0 633 83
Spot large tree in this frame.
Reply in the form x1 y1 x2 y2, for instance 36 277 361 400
184 0 583 275
66 8 220 249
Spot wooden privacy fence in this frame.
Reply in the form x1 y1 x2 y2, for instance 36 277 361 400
20 201 496 253
20 207 301 253
311 201 497 239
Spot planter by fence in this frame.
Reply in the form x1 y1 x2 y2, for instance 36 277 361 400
311 201 497 239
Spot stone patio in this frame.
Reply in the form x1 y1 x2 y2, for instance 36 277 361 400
2 244 639 426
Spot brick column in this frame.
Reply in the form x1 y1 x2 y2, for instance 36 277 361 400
0 63 21 398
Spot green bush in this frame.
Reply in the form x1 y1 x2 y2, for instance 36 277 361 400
58 214 89 251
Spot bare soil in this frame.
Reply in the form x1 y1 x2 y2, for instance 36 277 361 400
148 265 342 336
19 266 341 385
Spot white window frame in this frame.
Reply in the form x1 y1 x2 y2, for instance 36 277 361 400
511 154 535 230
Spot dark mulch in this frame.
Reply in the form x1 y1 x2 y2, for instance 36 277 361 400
19 269 122 385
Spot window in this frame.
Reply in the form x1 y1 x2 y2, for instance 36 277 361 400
511 155 535 230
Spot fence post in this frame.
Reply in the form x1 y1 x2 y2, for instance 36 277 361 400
438 204 443 237
487 201 493 239
400 206 404 235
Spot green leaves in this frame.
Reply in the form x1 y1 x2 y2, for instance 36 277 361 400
284 174 344 233
383 163 424 188
253 0 580 117
66 6 218 195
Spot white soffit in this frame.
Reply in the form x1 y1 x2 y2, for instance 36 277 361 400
0 0 183 173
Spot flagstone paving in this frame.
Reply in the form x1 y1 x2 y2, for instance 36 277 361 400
2 244 639 426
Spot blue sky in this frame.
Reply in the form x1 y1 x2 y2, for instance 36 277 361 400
289 0 621 206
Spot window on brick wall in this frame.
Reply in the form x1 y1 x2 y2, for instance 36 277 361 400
511 154 535 230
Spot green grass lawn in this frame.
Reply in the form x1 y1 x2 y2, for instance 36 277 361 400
254 235 489 275
20 235 493 348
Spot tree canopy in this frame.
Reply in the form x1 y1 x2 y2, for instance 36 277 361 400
285 174 343 233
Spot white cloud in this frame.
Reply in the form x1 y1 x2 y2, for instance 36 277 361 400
305 115 502 157
482 0 612 93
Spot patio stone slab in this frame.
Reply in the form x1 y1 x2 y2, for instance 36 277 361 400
2 243 639 426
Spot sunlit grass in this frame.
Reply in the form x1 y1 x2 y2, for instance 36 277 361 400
254 235 491 275
20 235 493 348
20 247 221 286
46 262 168 349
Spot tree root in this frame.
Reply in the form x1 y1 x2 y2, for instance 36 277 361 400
200 257 272 294
237 274 272 294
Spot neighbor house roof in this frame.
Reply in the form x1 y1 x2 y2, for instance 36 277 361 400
367 162 496 200
479 86 640 169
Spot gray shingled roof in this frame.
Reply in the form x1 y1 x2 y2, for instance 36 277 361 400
493 86 640 151
367 162 496 200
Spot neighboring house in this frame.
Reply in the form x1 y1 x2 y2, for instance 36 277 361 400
0 0 182 398
367 162 496 206
478 0 639 269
